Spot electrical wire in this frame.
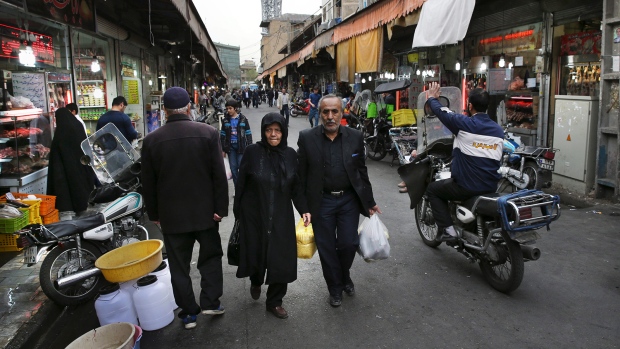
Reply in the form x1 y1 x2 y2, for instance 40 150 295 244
148 0 155 46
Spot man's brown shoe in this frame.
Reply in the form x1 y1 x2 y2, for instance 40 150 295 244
399 187 408 193
397 181 406 188
250 285 261 300
267 306 288 319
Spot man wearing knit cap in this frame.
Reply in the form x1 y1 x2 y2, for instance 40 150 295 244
141 86 229 330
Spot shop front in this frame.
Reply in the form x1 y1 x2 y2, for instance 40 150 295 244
465 22 545 146
0 3 72 193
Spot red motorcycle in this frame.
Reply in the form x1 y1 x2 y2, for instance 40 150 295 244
290 98 311 117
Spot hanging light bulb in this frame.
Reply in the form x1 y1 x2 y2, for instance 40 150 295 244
91 56 101 73
380 73 384 79
133 69 137 77
508 62 513 69
455 60 461 71
93 87 104 99
422 70 428 78
368 75 372 82
499 54 505 68
481 57 487 71
148 79 153 86
19 44 35 67
362 78 366 83
416 69 420 76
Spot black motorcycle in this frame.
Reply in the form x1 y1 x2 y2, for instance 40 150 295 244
398 102 560 293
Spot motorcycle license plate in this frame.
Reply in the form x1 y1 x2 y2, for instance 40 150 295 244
538 158 555 171
24 246 39 264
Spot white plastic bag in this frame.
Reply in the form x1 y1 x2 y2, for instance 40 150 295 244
223 157 233 180
357 215 390 262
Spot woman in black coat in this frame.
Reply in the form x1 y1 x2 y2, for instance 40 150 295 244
234 112 310 319
47 107 94 219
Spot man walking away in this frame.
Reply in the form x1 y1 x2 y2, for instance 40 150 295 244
141 87 229 330
267 88 274 107
297 94 382 308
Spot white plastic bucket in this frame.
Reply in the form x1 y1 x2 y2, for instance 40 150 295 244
133 275 174 331
150 260 178 310
65 322 135 349
95 283 139 326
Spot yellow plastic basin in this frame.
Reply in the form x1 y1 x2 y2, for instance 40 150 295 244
95 240 163 283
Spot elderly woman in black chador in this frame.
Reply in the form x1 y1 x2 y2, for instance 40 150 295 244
234 112 310 319
47 107 95 220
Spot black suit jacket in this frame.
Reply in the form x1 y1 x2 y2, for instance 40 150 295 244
297 126 376 218
141 114 229 234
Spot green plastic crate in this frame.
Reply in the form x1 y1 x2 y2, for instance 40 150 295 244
0 211 29 233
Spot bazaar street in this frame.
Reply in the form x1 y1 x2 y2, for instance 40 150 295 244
10 103 620 349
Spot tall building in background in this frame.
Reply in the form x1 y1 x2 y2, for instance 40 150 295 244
214 43 242 88
261 0 282 35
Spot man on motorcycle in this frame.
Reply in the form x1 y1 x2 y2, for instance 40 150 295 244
425 82 504 242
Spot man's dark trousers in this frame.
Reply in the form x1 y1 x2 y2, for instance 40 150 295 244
426 178 484 229
163 227 223 318
313 191 359 297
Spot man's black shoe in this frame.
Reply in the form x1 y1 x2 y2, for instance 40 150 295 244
344 284 355 296
329 295 342 307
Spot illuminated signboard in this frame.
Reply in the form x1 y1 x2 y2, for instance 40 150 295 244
26 0 96 32
0 24 54 64
480 30 535 45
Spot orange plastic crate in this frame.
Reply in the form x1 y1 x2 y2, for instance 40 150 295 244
2 193 56 215
42 209 59 225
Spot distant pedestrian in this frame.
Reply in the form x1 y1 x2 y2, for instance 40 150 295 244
267 89 274 107
96 96 138 143
220 99 253 187
243 88 251 108
308 87 321 127
234 112 310 319
141 87 229 330
252 89 259 108
277 88 290 126
199 90 208 115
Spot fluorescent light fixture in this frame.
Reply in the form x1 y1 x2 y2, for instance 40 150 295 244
455 60 461 71
19 46 35 67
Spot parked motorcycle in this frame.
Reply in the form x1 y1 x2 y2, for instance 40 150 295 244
290 97 311 117
498 125 556 191
17 124 148 306
398 97 560 293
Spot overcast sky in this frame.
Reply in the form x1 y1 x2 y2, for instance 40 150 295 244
196 0 322 68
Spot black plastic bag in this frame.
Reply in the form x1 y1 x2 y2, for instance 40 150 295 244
227 220 241 266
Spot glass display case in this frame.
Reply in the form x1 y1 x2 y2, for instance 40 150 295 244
0 108 51 192
558 55 601 96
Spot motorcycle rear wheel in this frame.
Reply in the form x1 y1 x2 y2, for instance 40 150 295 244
415 200 441 248
479 230 524 293
366 138 387 161
40 241 105 306
291 109 298 117
522 161 543 190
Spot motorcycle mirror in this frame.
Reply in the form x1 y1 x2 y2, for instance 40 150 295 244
130 162 142 176
92 133 118 156
80 155 92 166
424 96 451 117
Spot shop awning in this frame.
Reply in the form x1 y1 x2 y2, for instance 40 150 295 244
333 0 425 44
170 0 227 79
412 0 475 49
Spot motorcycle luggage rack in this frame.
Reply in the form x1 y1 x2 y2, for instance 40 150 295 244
497 190 561 237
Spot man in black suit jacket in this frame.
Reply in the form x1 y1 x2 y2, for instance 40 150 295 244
297 95 381 307
141 87 229 329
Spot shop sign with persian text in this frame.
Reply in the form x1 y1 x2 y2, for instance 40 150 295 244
467 23 542 56
0 23 54 64
26 0 95 32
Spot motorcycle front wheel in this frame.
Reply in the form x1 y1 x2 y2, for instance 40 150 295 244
415 200 441 248
366 137 387 161
479 230 524 293
40 241 105 306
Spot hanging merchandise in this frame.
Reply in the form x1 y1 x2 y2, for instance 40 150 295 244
412 0 475 48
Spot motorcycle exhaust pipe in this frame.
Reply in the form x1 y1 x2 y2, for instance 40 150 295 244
521 245 541 261
54 267 102 289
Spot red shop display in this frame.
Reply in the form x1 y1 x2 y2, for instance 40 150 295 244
560 31 602 56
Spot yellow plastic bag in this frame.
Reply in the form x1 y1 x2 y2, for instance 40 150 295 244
296 218 316 259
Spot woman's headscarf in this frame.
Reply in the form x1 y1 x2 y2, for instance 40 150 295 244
257 112 288 190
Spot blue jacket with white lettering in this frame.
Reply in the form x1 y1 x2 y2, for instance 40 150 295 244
428 97 504 193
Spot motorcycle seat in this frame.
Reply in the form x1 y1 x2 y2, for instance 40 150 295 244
462 193 508 217
41 213 106 241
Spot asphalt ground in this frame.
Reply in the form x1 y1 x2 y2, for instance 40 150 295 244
6 102 620 348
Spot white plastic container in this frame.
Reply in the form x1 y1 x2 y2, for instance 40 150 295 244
150 260 178 310
65 322 135 349
95 283 139 326
133 275 174 331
